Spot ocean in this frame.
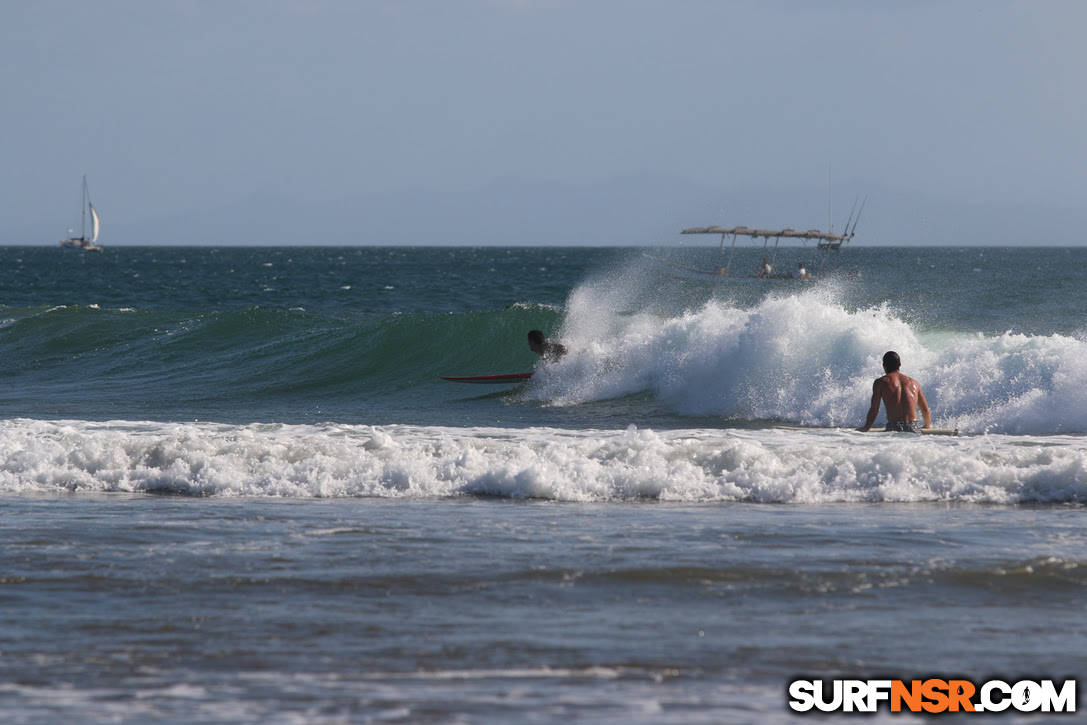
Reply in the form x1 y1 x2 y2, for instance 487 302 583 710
1 244 1085 723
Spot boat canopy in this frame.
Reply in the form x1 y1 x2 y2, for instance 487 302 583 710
681 226 848 243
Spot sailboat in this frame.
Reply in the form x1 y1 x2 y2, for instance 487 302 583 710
59 175 103 252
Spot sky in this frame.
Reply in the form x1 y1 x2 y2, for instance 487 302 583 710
3 0 1086 245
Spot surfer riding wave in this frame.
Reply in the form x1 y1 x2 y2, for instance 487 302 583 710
528 329 566 362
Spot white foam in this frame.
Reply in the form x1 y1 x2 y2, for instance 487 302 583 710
2 419 1085 503
526 279 1087 435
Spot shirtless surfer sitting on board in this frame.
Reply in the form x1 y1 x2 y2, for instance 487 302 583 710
859 351 931 433
527 330 567 361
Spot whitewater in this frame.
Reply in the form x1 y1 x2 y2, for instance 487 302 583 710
5 419 1087 504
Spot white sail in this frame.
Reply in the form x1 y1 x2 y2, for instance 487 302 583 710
89 203 100 243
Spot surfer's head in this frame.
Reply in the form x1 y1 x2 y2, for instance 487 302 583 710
883 350 901 373
528 329 545 354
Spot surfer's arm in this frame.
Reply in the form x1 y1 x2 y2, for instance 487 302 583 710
917 387 932 429
859 382 882 432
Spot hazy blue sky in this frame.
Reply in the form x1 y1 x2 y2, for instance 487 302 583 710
3 0 1085 244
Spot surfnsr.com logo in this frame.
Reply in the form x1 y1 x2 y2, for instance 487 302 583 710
788 679 1077 714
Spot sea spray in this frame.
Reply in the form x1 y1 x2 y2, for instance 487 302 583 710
532 281 919 423
527 275 1087 434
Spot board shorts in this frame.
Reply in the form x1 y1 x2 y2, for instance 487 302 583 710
885 420 922 433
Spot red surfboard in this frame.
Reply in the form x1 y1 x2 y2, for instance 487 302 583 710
441 372 534 384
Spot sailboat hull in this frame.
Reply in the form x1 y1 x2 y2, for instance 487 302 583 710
59 237 102 252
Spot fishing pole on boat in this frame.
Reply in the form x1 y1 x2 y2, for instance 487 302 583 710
847 196 867 239
842 196 860 238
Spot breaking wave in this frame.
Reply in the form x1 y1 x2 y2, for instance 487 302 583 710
524 280 1087 435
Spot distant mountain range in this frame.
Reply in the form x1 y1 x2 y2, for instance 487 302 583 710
11 174 1086 246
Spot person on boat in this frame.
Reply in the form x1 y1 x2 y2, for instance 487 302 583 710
527 330 567 361
758 258 773 278
858 351 931 433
